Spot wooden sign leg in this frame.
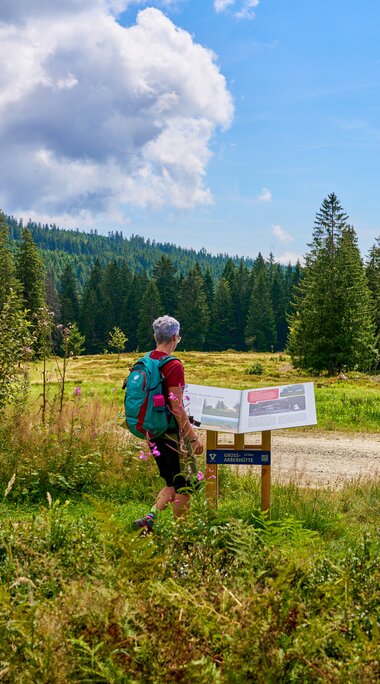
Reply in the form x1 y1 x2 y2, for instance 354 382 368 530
261 430 271 514
205 430 218 509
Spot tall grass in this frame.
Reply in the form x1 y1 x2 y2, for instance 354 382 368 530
1 372 379 681
27 351 380 432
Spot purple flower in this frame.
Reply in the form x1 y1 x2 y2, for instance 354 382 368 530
139 451 149 461
197 471 205 481
74 387 82 396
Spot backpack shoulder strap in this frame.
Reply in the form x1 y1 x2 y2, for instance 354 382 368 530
157 354 179 369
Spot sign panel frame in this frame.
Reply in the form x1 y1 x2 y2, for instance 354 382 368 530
206 449 271 465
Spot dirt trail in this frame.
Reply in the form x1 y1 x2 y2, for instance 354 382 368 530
270 432 380 488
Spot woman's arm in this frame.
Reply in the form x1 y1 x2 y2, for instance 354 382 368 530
168 386 203 454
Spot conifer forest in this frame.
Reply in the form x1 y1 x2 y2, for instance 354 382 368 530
2 193 380 372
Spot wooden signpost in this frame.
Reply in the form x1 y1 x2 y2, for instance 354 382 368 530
186 380 316 514
205 429 272 513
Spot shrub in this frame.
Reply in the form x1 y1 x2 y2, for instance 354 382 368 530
245 362 265 375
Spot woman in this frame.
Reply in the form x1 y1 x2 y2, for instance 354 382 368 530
134 315 204 532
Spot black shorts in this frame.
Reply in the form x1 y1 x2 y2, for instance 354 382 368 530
149 432 192 492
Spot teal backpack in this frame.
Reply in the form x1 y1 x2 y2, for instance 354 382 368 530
123 353 178 440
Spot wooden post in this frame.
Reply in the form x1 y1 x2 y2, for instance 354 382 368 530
261 430 271 514
205 429 272 514
205 430 218 508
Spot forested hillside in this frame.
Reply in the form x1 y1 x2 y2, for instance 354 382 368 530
4 199 379 361
5 213 300 353
6 215 255 287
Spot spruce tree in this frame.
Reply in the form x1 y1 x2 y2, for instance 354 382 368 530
177 264 209 350
153 255 178 315
233 259 251 350
119 261 133 346
271 264 287 351
0 288 32 408
136 280 163 351
333 226 377 371
59 264 79 325
245 264 277 352
288 194 377 373
122 271 149 351
209 278 234 351
79 260 104 353
0 213 20 311
203 268 215 313
366 236 380 338
220 259 238 347
101 260 123 332
16 227 46 351
16 227 46 316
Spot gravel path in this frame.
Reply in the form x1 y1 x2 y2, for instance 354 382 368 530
270 432 380 488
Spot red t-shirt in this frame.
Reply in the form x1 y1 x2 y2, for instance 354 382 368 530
149 351 185 389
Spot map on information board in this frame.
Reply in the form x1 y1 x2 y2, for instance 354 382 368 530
184 382 317 433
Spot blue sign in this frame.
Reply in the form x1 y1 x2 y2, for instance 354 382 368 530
206 450 271 465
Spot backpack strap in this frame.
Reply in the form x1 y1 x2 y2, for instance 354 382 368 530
142 352 178 369
157 354 178 369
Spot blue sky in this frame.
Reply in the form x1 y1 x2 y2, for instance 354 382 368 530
1 0 379 262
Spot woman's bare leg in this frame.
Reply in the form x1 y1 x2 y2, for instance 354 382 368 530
173 492 190 518
155 486 176 510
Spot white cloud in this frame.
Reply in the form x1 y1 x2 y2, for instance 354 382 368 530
272 224 294 243
214 0 235 12
0 4 233 219
256 187 272 203
235 1 260 20
214 0 260 20
275 252 304 266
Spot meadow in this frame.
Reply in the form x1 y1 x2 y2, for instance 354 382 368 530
28 350 380 433
0 352 379 682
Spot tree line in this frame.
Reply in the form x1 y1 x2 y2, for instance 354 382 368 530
60 252 300 354
5 214 257 288
3 213 301 355
1 192 380 384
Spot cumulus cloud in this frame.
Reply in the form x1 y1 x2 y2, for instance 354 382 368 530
275 252 304 266
0 3 233 219
214 0 260 20
256 187 272 203
272 224 294 243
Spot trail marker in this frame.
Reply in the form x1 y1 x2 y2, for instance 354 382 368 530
205 430 272 513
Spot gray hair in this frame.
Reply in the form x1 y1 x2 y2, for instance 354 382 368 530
153 315 180 343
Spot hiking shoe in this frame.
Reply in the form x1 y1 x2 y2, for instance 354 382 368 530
133 513 155 533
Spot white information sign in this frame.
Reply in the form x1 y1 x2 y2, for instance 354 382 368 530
185 382 317 433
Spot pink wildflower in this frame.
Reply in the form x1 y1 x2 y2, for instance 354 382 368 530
74 387 82 396
197 471 205 481
139 451 149 461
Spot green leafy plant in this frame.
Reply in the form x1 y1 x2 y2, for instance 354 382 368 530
245 362 265 375
108 326 128 361
0 288 32 410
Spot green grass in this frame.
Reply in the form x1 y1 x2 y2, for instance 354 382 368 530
28 351 380 433
1 480 379 683
1 361 379 681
